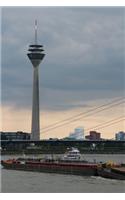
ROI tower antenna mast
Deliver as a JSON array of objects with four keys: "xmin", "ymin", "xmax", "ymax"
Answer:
[{"xmin": 35, "ymin": 19, "xmax": 37, "ymax": 45}]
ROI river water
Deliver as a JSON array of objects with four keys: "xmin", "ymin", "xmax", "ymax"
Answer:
[{"xmin": 1, "ymin": 154, "xmax": 125, "ymax": 193}]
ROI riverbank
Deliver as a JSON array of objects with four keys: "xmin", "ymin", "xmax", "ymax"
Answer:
[
  {"xmin": 1, "ymin": 150, "xmax": 125, "ymax": 155},
  {"xmin": 1, "ymin": 140, "xmax": 125, "ymax": 155}
]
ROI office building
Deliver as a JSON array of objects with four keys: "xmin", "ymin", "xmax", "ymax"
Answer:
[
  {"xmin": 85, "ymin": 131, "xmax": 101, "ymax": 140},
  {"xmin": 68, "ymin": 127, "xmax": 84, "ymax": 140},
  {"xmin": 0, "ymin": 131, "xmax": 30, "ymax": 141},
  {"xmin": 115, "ymin": 131, "xmax": 125, "ymax": 141}
]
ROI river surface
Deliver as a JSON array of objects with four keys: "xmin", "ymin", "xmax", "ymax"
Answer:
[{"xmin": 1, "ymin": 154, "xmax": 125, "ymax": 193}]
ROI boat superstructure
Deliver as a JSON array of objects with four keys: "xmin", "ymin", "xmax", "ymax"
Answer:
[{"xmin": 62, "ymin": 147, "xmax": 81, "ymax": 161}]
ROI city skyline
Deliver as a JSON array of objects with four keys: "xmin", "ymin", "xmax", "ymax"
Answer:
[{"xmin": 1, "ymin": 7, "xmax": 125, "ymax": 139}]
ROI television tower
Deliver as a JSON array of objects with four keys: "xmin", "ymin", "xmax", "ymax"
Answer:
[{"xmin": 27, "ymin": 20, "xmax": 45, "ymax": 140}]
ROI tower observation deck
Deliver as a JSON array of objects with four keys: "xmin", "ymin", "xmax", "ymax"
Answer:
[{"xmin": 27, "ymin": 20, "xmax": 45, "ymax": 140}]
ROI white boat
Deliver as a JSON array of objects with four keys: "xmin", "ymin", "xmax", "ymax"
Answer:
[{"xmin": 62, "ymin": 147, "xmax": 81, "ymax": 161}]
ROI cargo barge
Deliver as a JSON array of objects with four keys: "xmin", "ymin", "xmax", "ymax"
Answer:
[
  {"xmin": 97, "ymin": 165, "xmax": 125, "ymax": 180},
  {"xmin": 1, "ymin": 147, "xmax": 98, "ymax": 176},
  {"xmin": 1, "ymin": 147, "xmax": 125, "ymax": 179},
  {"xmin": 1, "ymin": 159, "xmax": 98, "ymax": 176}
]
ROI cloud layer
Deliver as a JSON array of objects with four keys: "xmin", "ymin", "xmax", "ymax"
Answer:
[{"xmin": 2, "ymin": 7, "xmax": 125, "ymax": 111}]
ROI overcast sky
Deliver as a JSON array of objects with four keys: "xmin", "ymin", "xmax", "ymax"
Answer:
[{"xmin": 1, "ymin": 7, "xmax": 125, "ymax": 138}]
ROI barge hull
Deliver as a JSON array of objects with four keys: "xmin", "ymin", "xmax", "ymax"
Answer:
[{"xmin": 1, "ymin": 161, "xmax": 98, "ymax": 176}]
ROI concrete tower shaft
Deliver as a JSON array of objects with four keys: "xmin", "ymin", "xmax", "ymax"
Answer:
[{"xmin": 27, "ymin": 20, "xmax": 45, "ymax": 140}]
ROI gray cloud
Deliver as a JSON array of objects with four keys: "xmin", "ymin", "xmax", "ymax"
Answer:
[{"xmin": 1, "ymin": 7, "xmax": 125, "ymax": 111}]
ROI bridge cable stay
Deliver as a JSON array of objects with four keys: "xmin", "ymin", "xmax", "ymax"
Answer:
[
  {"xmin": 40, "ymin": 100, "xmax": 125, "ymax": 135},
  {"xmin": 41, "ymin": 97, "xmax": 125, "ymax": 131}
]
